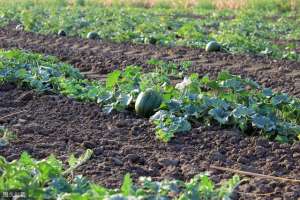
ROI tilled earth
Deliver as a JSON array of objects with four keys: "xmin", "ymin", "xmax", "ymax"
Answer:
[
  {"xmin": 0, "ymin": 26, "xmax": 300, "ymax": 199},
  {"xmin": 0, "ymin": 24, "xmax": 299, "ymax": 97}
]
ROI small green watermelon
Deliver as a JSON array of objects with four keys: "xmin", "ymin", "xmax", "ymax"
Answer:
[
  {"xmin": 205, "ymin": 41, "xmax": 221, "ymax": 52},
  {"xmin": 135, "ymin": 89, "xmax": 162, "ymax": 117},
  {"xmin": 87, "ymin": 32, "xmax": 100, "ymax": 40},
  {"xmin": 58, "ymin": 30, "xmax": 66, "ymax": 36}
]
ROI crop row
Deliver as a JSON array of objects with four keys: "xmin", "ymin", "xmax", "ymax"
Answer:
[
  {"xmin": 0, "ymin": 0, "xmax": 299, "ymax": 60},
  {"xmin": 0, "ymin": 146, "xmax": 240, "ymax": 200},
  {"xmin": 0, "ymin": 49, "xmax": 241, "ymax": 200},
  {"xmin": 1, "ymin": 49, "xmax": 299, "ymax": 143}
]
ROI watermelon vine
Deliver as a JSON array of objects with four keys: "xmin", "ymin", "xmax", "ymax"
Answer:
[{"xmin": 1, "ymin": 50, "xmax": 299, "ymax": 142}]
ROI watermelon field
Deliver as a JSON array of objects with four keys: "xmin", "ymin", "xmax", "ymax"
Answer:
[{"xmin": 0, "ymin": 0, "xmax": 300, "ymax": 199}]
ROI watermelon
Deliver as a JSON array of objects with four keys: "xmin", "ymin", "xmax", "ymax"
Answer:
[
  {"xmin": 205, "ymin": 41, "xmax": 221, "ymax": 52},
  {"xmin": 58, "ymin": 30, "xmax": 66, "ymax": 36},
  {"xmin": 87, "ymin": 32, "xmax": 100, "ymax": 40},
  {"xmin": 135, "ymin": 89, "xmax": 162, "ymax": 117}
]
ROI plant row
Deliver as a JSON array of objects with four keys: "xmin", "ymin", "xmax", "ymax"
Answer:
[
  {"xmin": 0, "ymin": 0, "xmax": 299, "ymax": 60},
  {"xmin": 0, "ymin": 50, "xmax": 241, "ymax": 200},
  {"xmin": 0, "ymin": 149, "xmax": 240, "ymax": 200},
  {"xmin": 0, "ymin": 50, "xmax": 299, "ymax": 143}
]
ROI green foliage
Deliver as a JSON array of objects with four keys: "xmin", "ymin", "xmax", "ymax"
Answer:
[
  {"xmin": 0, "ymin": 152, "xmax": 240, "ymax": 199},
  {"xmin": 75, "ymin": 0, "xmax": 85, "ymax": 7},
  {"xmin": 150, "ymin": 110, "xmax": 191, "ymax": 142},
  {"xmin": 0, "ymin": 151, "xmax": 85, "ymax": 199},
  {"xmin": 0, "ymin": 126, "xmax": 15, "ymax": 148},
  {"xmin": 0, "ymin": 1, "xmax": 299, "ymax": 60},
  {"xmin": 121, "ymin": 174, "xmax": 134, "ymax": 196},
  {"xmin": 1, "ymin": 49, "xmax": 300, "ymax": 143}
]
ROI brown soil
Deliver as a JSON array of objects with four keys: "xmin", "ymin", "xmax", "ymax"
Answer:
[
  {"xmin": 0, "ymin": 26, "xmax": 300, "ymax": 199},
  {"xmin": 273, "ymin": 39, "xmax": 300, "ymax": 53},
  {"xmin": 0, "ymin": 25, "xmax": 299, "ymax": 97},
  {"xmin": 1, "ymin": 84, "xmax": 300, "ymax": 200}
]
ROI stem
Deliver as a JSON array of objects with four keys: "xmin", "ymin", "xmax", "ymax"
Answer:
[{"xmin": 62, "ymin": 149, "xmax": 93, "ymax": 176}]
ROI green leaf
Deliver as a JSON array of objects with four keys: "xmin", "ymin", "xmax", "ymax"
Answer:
[
  {"xmin": 221, "ymin": 78, "xmax": 244, "ymax": 91},
  {"xmin": 156, "ymin": 129, "xmax": 175, "ymax": 143},
  {"xmin": 271, "ymin": 94, "xmax": 290, "ymax": 106},
  {"xmin": 73, "ymin": 176, "xmax": 90, "ymax": 194},
  {"xmin": 251, "ymin": 114, "xmax": 276, "ymax": 132},
  {"xmin": 19, "ymin": 152, "xmax": 34, "ymax": 166},
  {"xmin": 170, "ymin": 116, "xmax": 191, "ymax": 133},
  {"xmin": 0, "ymin": 138, "xmax": 9, "ymax": 148},
  {"xmin": 184, "ymin": 104, "xmax": 206, "ymax": 118},
  {"xmin": 106, "ymin": 70, "xmax": 121, "ymax": 89},
  {"xmin": 275, "ymin": 135, "xmax": 289, "ymax": 143},
  {"xmin": 117, "ymin": 93, "xmax": 132, "ymax": 107},
  {"xmin": 199, "ymin": 175, "xmax": 215, "ymax": 193},
  {"xmin": 262, "ymin": 88, "xmax": 273, "ymax": 98},
  {"xmin": 208, "ymin": 108, "xmax": 230, "ymax": 124},
  {"xmin": 244, "ymin": 78, "xmax": 260, "ymax": 89},
  {"xmin": 97, "ymin": 91, "xmax": 113, "ymax": 104},
  {"xmin": 200, "ymin": 74, "xmax": 219, "ymax": 89},
  {"xmin": 123, "ymin": 65, "xmax": 141, "ymax": 79},
  {"xmin": 217, "ymin": 71, "xmax": 234, "ymax": 81},
  {"xmin": 121, "ymin": 173, "xmax": 134, "ymax": 196},
  {"xmin": 15, "ymin": 68, "xmax": 28, "ymax": 79},
  {"xmin": 231, "ymin": 105, "xmax": 255, "ymax": 119},
  {"xmin": 204, "ymin": 97, "xmax": 230, "ymax": 110},
  {"xmin": 89, "ymin": 184, "xmax": 109, "ymax": 199},
  {"xmin": 166, "ymin": 100, "xmax": 182, "ymax": 112},
  {"xmin": 150, "ymin": 111, "xmax": 191, "ymax": 142},
  {"xmin": 63, "ymin": 149, "xmax": 93, "ymax": 176},
  {"xmin": 50, "ymin": 177, "xmax": 72, "ymax": 193},
  {"xmin": 68, "ymin": 154, "xmax": 77, "ymax": 168}
]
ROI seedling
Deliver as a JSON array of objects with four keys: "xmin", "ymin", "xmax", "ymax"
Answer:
[{"xmin": 0, "ymin": 126, "xmax": 15, "ymax": 147}]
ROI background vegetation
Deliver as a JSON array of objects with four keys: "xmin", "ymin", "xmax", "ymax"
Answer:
[{"xmin": 0, "ymin": 0, "xmax": 299, "ymax": 60}]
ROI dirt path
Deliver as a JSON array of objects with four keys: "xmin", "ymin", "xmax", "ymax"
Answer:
[{"xmin": 0, "ymin": 25, "xmax": 299, "ymax": 97}]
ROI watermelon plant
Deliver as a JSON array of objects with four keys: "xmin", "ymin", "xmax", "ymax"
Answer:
[
  {"xmin": 0, "ymin": 49, "xmax": 299, "ymax": 143},
  {"xmin": 0, "ymin": 126, "xmax": 15, "ymax": 148},
  {"xmin": 0, "ymin": 1, "xmax": 299, "ymax": 60},
  {"xmin": 0, "ymin": 151, "xmax": 240, "ymax": 199}
]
